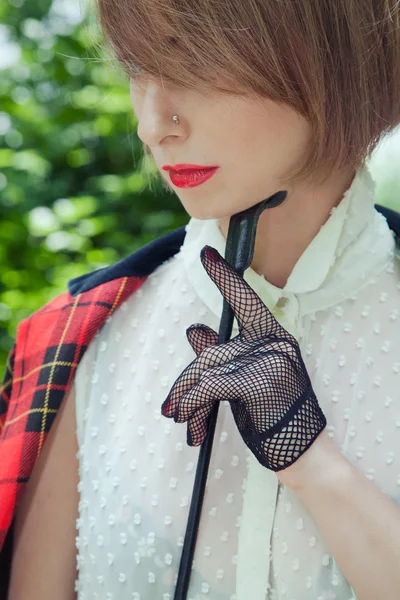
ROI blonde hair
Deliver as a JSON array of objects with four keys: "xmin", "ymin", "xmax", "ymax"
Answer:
[{"xmin": 96, "ymin": 0, "xmax": 400, "ymax": 186}]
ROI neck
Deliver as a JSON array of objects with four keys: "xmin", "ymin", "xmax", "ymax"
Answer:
[{"xmin": 218, "ymin": 167, "xmax": 357, "ymax": 289}]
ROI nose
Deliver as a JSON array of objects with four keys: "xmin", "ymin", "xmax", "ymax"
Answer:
[{"xmin": 133, "ymin": 79, "xmax": 184, "ymax": 147}]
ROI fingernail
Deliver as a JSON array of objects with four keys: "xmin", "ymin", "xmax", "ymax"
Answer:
[{"xmin": 161, "ymin": 398, "xmax": 172, "ymax": 417}]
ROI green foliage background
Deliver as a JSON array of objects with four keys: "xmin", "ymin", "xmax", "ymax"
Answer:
[
  {"xmin": 0, "ymin": 0, "xmax": 187, "ymax": 369},
  {"xmin": 0, "ymin": 0, "xmax": 400, "ymax": 370}
]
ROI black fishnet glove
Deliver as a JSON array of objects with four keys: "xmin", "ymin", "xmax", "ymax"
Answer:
[{"xmin": 161, "ymin": 245, "xmax": 327, "ymax": 472}]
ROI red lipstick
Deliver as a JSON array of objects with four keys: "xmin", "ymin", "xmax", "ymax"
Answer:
[{"xmin": 162, "ymin": 164, "xmax": 219, "ymax": 188}]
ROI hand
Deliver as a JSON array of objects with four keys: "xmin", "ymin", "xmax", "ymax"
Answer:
[{"xmin": 161, "ymin": 245, "xmax": 327, "ymax": 472}]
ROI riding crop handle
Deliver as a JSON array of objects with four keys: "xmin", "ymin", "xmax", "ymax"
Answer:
[{"xmin": 173, "ymin": 190, "xmax": 287, "ymax": 599}]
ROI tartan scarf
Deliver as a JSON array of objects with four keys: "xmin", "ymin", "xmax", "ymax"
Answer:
[{"xmin": 0, "ymin": 203, "xmax": 398, "ymax": 592}]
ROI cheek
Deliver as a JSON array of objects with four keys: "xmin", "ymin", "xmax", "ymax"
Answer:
[
  {"xmin": 129, "ymin": 82, "xmax": 144, "ymax": 116},
  {"xmin": 244, "ymin": 101, "xmax": 310, "ymax": 156},
  {"xmin": 129, "ymin": 94, "xmax": 137, "ymax": 116}
]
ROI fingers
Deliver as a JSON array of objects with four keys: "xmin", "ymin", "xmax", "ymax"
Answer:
[
  {"xmin": 187, "ymin": 404, "xmax": 213, "ymax": 446},
  {"xmin": 186, "ymin": 323, "xmax": 219, "ymax": 356},
  {"xmin": 200, "ymin": 246, "xmax": 268, "ymax": 335},
  {"xmin": 160, "ymin": 357, "xmax": 201, "ymax": 417},
  {"xmin": 173, "ymin": 365, "xmax": 240, "ymax": 424},
  {"xmin": 200, "ymin": 245, "xmax": 297, "ymax": 343},
  {"xmin": 161, "ymin": 336, "xmax": 243, "ymax": 418}
]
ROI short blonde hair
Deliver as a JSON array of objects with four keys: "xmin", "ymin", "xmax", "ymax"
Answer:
[{"xmin": 97, "ymin": 0, "xmax": 400, "ymax": 185}]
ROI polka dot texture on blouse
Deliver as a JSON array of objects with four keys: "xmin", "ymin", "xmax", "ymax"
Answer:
[{"xmin": 74, "ymin": 165, "xmax": 400, "ymax": 600}]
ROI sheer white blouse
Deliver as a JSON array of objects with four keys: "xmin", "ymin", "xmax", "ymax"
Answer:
[{"xmin": 74, "ymin": 165, "xmax": 400, "ymax": 600}]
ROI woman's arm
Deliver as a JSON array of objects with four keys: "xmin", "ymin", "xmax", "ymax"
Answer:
[
  {"xmin": 8, "ymin": 381, "xmax": 80, "ymax": 600},
  {"xmin": 279, "ymin": 429, "xmax": 400, "ymax": 600}
]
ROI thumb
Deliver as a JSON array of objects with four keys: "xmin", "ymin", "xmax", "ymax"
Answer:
[{"xmin": 186, "ymin": 323, "xmax": 219, "ymax": 356}]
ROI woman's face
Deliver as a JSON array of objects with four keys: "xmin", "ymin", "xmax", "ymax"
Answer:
[{"xmin": 130, "ymin": 76, "xmax": 312, "ymax": 220}]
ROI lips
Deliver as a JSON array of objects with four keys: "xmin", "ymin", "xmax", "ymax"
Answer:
[{"xmin": 162, "ymin": 164, "xmax": 219, "ymax": 188}]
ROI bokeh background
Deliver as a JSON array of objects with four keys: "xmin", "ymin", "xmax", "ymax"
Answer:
[{"xmin": 1, "ymin": 0, "xmax": 400, "ymax": 370}]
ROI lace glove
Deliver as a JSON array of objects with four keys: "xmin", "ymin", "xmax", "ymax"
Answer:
[{"xmin": 161, "ymin": 245, "xmax": 327, "ymax": 472}]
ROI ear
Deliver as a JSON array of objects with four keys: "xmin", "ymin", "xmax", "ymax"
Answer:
[{"xmin": 186, "ymin": 323, "xmax": 219, "ymax": 356}]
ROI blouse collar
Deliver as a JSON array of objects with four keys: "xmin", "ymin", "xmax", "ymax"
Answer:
[{"xmin": 181, "ymin": 164, "xmax": 395, "ymax": 338}]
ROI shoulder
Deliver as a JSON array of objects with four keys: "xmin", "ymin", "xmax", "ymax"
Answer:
[
  {"xmin": 22, "ymin": 225, "xmax": 187, "ymax": 326},
  {"xmin": 3, "ymin": 224, "xmax": 187, "ymax": 410},
  {"xmin": 0, "ymin": 225, "xmax": 188, "ymax": 554},
  {"xmin": 68, "ymin": 225, "xmax": 186, "ymax": 296}
]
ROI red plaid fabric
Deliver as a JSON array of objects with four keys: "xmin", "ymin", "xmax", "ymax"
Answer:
[{"xmin": 0, "ymin": 275, "xmax": 146, "ymax": 550}]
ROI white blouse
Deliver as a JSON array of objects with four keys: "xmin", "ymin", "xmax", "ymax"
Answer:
[{"xmin": 74, "ymin": 165, "xmax": 400, "ymax": 600}]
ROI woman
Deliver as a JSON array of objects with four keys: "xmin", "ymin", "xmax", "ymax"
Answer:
[{"xmin": 2, "ymin": 0, "xmax": 400, "ymax": 598}]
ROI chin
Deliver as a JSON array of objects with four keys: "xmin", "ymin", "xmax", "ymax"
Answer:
[
  {"xmin": 183, "ymin": 206, "xmax": 235, "ymax": 221},
  {"xmin": 180, "ymin": 198, "xmax": 244, "ymax": 222}
]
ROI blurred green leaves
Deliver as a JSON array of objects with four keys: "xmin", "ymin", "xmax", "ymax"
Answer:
[{"xmin": 0, "ymin": 0, "xmax": 186, "ymax": 366}]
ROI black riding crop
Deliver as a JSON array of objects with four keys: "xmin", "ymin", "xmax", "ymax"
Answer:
[{"xmin": 173, "ymin": 190, "xmax": 288, "ymax": 599}]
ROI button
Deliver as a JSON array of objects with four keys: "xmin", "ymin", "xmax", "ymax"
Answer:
[{"xmin": 276, "ymin": 297, "xmax": 289, "ymax": 308}]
